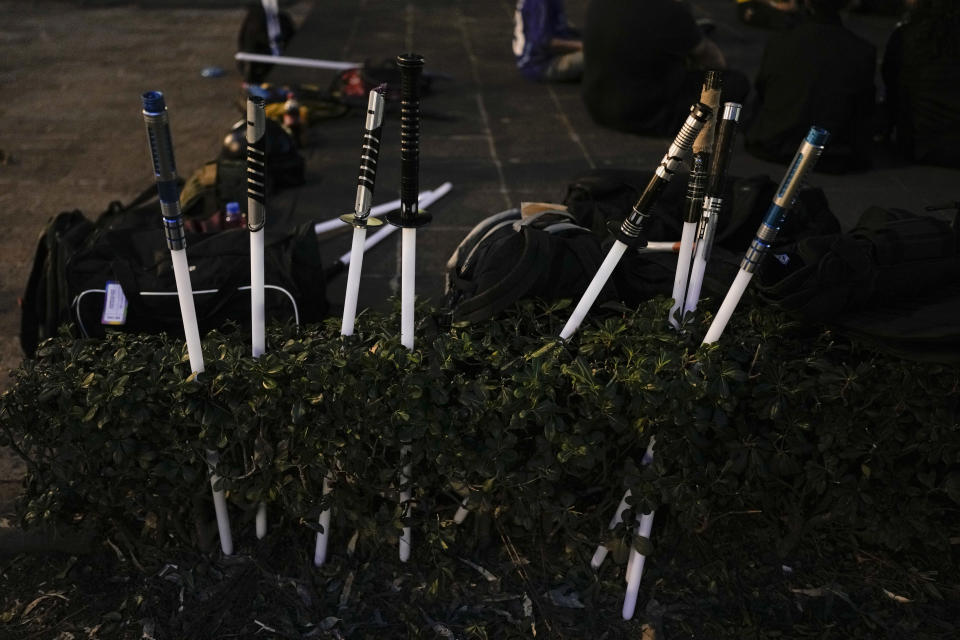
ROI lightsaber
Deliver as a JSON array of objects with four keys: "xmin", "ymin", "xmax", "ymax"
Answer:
[
  {"xmin": 683, "ymin": 102, "xmax": 743, "ymax": 318},
  {"xmin": 234, "ymin": 51, "xmax": 361, "ymax": 72},
  {"xmin": 245, "ymin": 96, "xmax": 270, "ymax": 540},
  {"xmin": 558, "ymin": 103, "xmax": 713, "ymax": 341},
  {"xmin": 702, "ymin": 126, "xmax": 830, "ymax": 344},
  {"xmin": 314, "ymin": 86, "xmax": 386, "ymax": 567},
  {"xmin": 669, "ymin": 71, "xmax": 721, "ymax": 329},
  {"xmin": 386, "ymin": 52, "xmax": 429, "ymax": 563},
  {"xmin": 141, "ymin": 91, "xmax": 233, "ymax": 556}
]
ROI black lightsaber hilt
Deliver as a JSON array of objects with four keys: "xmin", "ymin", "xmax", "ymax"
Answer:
[
  {"xmin": 141, "ymin": 91, "xmax": 186, "ymax": 252},
  {"xmin": 246, "ymin": 96, "xmax": 267, "ymax": 232},
  {"xmin": 388, "ymin": 53, "xmax": 431, "ymax": 228},
  {"xmin": 705, "ymin": 102, "xmax": 742, "ymax": 198},
  {"xmin": 612, "ymin": 102, "xmax": 713, "ymax": 245}
]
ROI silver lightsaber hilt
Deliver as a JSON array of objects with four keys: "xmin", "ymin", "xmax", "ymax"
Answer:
[
  {"xmin": 341, "ymin": 86, "xmax": 387, "ymax": 229},
  {"xmin": 612, "ymin": 103, "xmax": 713, "ymax": 245},
  {"xmin": 141, "ymin": 91, "xmax": 186, "ymax": 251},
  {"xmin": 246, "ymin": 96, "xmax": 267, "ymax": 232},
  {"xmin": 741, "ymin": 126, "xmax": 830, "ymax": 273}
]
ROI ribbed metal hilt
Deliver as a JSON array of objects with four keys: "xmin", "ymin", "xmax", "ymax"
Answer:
[
  {"xmin": 342, "ymin": 87, "xmax": 387, "ymax": 228},
  {"xmin": 392, "ymin": 53, "xmax": 427, "ymax": 228},
  {"xmin": 683, "ymin": 154, "xmax": 709, "ymax": 224},
  {"xmin": 614, "ymin": 103, "xmax": 712, "ymax": 244},
  {"xmin": 246, "ymin": 96, "xmax": 267, "ymax": 232},
  {"xmin": 141, "ymin": 91, "xmax": 186, "ymax": 251}
]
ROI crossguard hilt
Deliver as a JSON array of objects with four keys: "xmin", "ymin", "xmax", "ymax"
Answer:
[
  {"xmin": 387, "ymin": 53, "xmax": 431, "ymax": 228},
  {"xmin": 142, "ymin": 91, "xmax": 186, "ymax": 252},
  {"xmin": 612, "ymin": 102, "xmax": 713, "ymax": 246},
  {"xmin": 246, "ymin": 96, "xmax": 267, "ymax": 232}
]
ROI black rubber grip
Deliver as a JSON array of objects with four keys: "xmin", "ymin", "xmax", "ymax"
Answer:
[{"xmin": 397, "ymin": 53, "xmax": 424, "ymax": 224}]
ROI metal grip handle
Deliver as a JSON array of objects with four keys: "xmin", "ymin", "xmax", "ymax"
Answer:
[
  {"xmin": 621, "ymin": 103, "xmax": 712, "ymax": 238},
  {"xmin": 246, "ymin": 96, "xmax": 267, "ymax": 232},
  {"xmin": 141, "ymin": 91, "xmax": 185, "ymax": 251},
  {"xmin": 397, "ymin": 53, "xmax": 424, "ymax": 223},
  {"xmin": 356, "ymin": 88, "xmax": 386, "ymax": 218}
]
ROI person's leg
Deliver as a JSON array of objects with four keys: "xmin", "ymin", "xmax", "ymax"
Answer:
[{"xmin": 544, "ymin": 50, "xmax": 584, "ymax": 82}]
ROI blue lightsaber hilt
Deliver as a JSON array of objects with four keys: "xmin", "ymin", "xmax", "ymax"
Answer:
[
  {"xmin": 388, "ymin": 53, "xmax": 431, "ymax": 229},
  {"xmin": 142, "ymin": 91, "xmax": 186, "ymax": 251},
  {"xmin": 612, "ymin": 103, "xmax": 713, "ymax": 245},
  {"xmin": 741, "ymin": 126, "xmax": 830, "ymax": 273},
  {"xmin": 246, "ymin": 96, "xmax": 267, "ymax": 232},
  {"xmin": 342, "ymin": 86, "xmax": 387, "ymax": 228}
]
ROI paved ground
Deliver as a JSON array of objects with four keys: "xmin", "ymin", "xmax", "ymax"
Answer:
[{"xmin": 1, "ymin": 0, "xmax": 958, "ymax": 513}]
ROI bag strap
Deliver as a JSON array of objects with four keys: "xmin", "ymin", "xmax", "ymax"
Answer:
[
  {"xmin": 452, "ymin": 227, "xmax": 554, "ymax": 324},
  {"xmin": 446, "ymin": 208, "xmax": 520, "ymax": 273}
]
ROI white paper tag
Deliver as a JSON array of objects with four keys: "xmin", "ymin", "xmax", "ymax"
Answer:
[{"xmin": 101, "ymin": 281, "xmax": 128, "ymax": 325}]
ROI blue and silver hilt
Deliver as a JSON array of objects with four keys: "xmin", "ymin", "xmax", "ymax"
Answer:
[
  {"xmin": 613, "ymin": 103, "xmax": 713, "ymax": 245},
  {"xmin": 387, "ymin": 53, "xmax": 431, "ymax": 228},
  {"xmin": 741, "ymin": 126, "xmax": 830, "ymax": 273},
  {"xmin": 341, "ymin": 86, "xmax": 387, "ymax": 228},
  {"xmin": 246, "ymin": 96, "xmax": 267, "ymax": 232},
  {"xmin": 142, "ymin": 91, "xmax": 186, "ymax": 251},
  {"xmin": 695, "ymin": 102, "xmax": 743, "ymax": 259}
]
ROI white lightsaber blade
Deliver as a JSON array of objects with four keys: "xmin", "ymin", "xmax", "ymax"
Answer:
[
  {"xmin": 669, "ymin": 222, "xmax": 698, "ymax": 328},
  {"xmin": 560, "ymin": 241, "xmax": 627, "ymax": 340},
  {"xmin": 235, "ymin": 51, "xmax": 361, "ymax": 71}
]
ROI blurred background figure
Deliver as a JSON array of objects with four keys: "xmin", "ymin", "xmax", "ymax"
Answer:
[
  {"xmin": 745, "ymin": 0, "xmax": 875, "ymax": 172},
  {"xmin": 512, "ymin": 0, "xmax": 584, "ymax": 82},
  {"xmin": 881, "ymin": 0, "xmax": 960, "ymax": 167},
  {"xmin": 735, "ymin": 0, "xmax": 802, "ymax": 30},
  {"xmin": 581, "ymin": 0, "xmax": 749, "ymax": 136}
]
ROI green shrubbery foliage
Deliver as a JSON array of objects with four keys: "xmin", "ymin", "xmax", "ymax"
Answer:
[{"xmin": 2, "ymin": 297, "xmax": 958, "ymax": 562}]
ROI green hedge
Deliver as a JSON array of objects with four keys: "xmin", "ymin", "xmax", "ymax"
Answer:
[{"xmin": 2, "ymin": 297, "xmax": 958, "ymax": 562}]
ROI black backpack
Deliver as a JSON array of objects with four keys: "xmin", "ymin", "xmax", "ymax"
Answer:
[
  {"xmin": 444, "ymin": 207, "xmax": 611, "ymax": 324},
  {"xmin": 20, "ymin": 189, "xmax": 329, "ymax": 358},
  {"xmin": 755, "ymin": 206, "xmax": 960, "ymax": 362}
]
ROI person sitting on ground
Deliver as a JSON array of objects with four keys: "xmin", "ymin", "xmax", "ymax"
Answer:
[
  {"xmin": 745, "ymin": 0, "xmax": 876, "ymax": 173},
  {"xmin": 512, "ymin": 0, "xmax": 584, "ymax": 82},
  {"xmin": 581, "ymin": 0, "xmax": 750, "ymax": 137},
  {"xmin": 881, "ymin": 0, "xmax": 960, "ymax": 168},
  {"xmin": 735, "ymin": 0, "xmax": 802, "ymax": 30}
]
